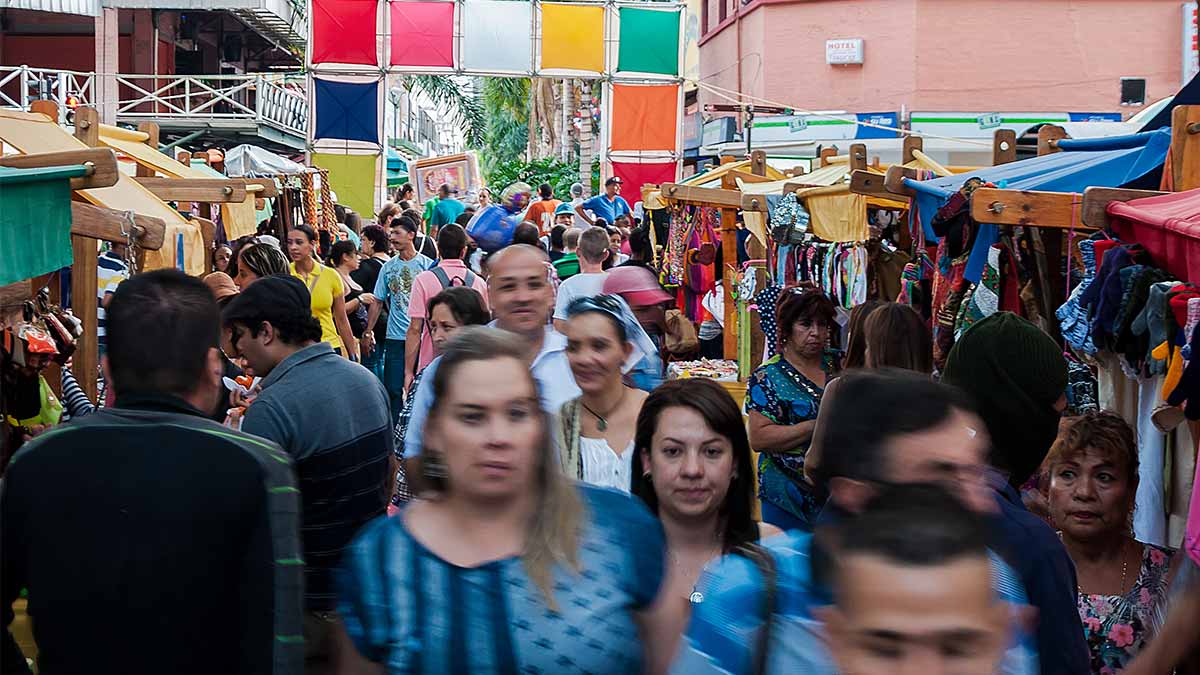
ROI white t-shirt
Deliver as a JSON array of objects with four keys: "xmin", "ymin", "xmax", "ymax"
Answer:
[
  {"xmin": 554, "ymin": 272, "xmax": 608, "ymax": 320},
  {"xmin": 571, "ymin": 197, "xmax": 591, "ymax": 229}
]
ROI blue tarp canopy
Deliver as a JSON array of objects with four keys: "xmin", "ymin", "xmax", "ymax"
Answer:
[{"xmin": 907, "ymin": 128, "xmax": 1171, "ymax": 282}]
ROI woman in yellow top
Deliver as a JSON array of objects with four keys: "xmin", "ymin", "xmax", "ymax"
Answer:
[{"xmin": 286, "ymin": 224, "xmax": 359, "ymax": 360}]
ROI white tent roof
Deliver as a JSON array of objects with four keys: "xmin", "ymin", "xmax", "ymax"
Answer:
[{"xmin": 225, "ymin": 144, "xmax": 309, "ymax": 177}]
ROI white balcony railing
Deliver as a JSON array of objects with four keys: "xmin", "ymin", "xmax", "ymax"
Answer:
[{"xmin": 0, "ymin": 65, "xmax": 307, "ymax": 140}]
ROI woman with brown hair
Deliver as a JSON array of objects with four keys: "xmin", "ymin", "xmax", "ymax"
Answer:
[
  {"xmin": 840, "ymin": 299, "xmax": 883, "ymax": 370},
  {"xmin": 746, "ymin": 287, "xmax": 838, "ymax": 531},
  {"xmin": 1048, "ymin": 411, "xmax": 1180, "ymax": 672},
  {"xmin": 631, "ymin": 378, "xmax": 781, "ymax": 657},
  {"xmin": 339, "ymin": 327, "xmax": 672, "ymax": 674},
  {"xmin": 805, "ymin": 302, "xmax": 932, "ymax": 487}
]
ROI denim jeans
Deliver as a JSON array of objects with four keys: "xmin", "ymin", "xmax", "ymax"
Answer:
[
  {"xmin": 361, "ymin": 343, "xmax": 385, "ymax": 383},
  {"xmin": 383, "ymin": 339, "xmax": 406, "ymax": 424}
]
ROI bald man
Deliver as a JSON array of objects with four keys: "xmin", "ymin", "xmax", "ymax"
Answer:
[{"xmin": 401, "ymin": 244, "xmax": 580, "ymax": 467}]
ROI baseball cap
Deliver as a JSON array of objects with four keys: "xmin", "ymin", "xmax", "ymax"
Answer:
[
  {"xmin": 570, "ymin": 182, "xmax": 584, "ymax": 197},
  {"xmin": 554, "ymin": 202, "xmax": 575, "ymax": 216},
  {"xmin": 203, "ymin": 272, "xmax": 240, "ymax": 301},
  {"xmin": 222, "ymin": 274, "xmax": 312, "ymax": 326},
  {"xmin": 602, "ymin": 266, "xmax": 672, "ymax": 308},
  {"xmin": 605, "ymin": 176, "xmax": 623, "ymax": 187}
]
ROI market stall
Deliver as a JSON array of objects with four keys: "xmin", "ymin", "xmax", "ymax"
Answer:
[{"xmin": 224, "ymin": 143, "xmax": 331, "ymax": 238}]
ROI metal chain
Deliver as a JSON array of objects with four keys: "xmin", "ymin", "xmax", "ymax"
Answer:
[{"xmin": 121, "ymin": 209, "xmax": 138, "ymax": 273}]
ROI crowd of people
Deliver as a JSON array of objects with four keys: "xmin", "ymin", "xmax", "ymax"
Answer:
[{"xmin": 3, "ymin": 174, "xmax": 1200, "ymax": 675}]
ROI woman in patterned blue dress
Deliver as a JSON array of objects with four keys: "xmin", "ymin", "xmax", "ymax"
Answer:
[
  {"xmin": 340, "ymin": 327, "xmax": 671, "ymax": 674},
  {"xmin": 746, "ymin": 288, "xmax": 838, "ymax": 532}
]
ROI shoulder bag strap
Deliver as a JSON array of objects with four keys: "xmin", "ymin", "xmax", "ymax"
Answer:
[{"xmin": 734, "ymin": 542, "xmax": 778, "ymax": 675}]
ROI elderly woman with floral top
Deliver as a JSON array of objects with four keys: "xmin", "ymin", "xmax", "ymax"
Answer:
[
  {"xmin": 746, "ymin": 287, "xmax": 838, "ymax": 532},
  {"xmin": 1047, "ymin": 410, "xmax": 1182, "ymax": 673}
]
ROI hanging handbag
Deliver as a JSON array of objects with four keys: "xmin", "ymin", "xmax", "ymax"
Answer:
[{"xmin": 769, "ymin": 193, "xmax": 811, "ymax": 245}]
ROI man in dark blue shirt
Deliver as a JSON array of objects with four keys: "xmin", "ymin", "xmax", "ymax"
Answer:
[
  {"xmin": 575, "ymin": 176, "xmax": 631, "ymax": 227},
  {"xmin": 943, "ymin": 312, "xmax": 1091, "ymax": 675}
]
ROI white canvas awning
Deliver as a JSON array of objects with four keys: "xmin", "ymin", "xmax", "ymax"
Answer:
[{"xmin": 7, "ymin": 0, "xmax": 100, "ymax": 16}]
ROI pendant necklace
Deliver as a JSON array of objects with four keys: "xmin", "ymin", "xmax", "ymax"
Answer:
[{"xmin": 581, "ymin": 388, "xmax": 627, "ymax": 432}]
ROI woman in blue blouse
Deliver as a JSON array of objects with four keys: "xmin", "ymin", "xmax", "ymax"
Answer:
[
  {"xmin": 340, "ymin": 327, "xmax": 671, "ymax": 674},
  {"xmin": 746, "ymin": 287, "xmax": 838, "ymax": 532}
]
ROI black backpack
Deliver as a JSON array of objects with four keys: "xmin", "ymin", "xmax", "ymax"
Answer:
[{"xmin": 430, "ymin": 266, "xmax": 477, "ymax": 290}]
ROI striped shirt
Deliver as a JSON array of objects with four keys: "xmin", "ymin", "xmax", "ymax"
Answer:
[
  {"xmin": 96, "ymin": 251, "xmax": 129, "ymax": 345},
  {"xmin": 243, "ymin": 342, "xmax": 393, "ymax": 611},
  {"xmin": 1, "ymin": 394, "xmax": 304, "ymax": 675}
]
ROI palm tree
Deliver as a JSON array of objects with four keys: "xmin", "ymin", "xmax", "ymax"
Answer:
[{"xmin": 397, "ymin": 75, "xmax": 487, "ymax": 149}]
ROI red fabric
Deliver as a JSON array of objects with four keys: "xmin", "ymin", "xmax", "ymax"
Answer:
[
  {"xmin": 312, "ymin": 0, "xmax": 378, "ymax": 65},
  {"xmin": 611, "ymin": 161, "xmax": 677, "ymax": 194},
  {"xmin": 1109, "ymin": 188, "xmax": 1200, "ymax": 284},
  {"xmin": 1092, "ymin": 239, "xmax": 1120, "ymax": 270},
  {"xmin": 1170, "ymin": 292, "xmax": 1200, "ymax": 330},
  {"xmin": 390, "ymin": 1, "xmax": 454, "ymax": 67}
]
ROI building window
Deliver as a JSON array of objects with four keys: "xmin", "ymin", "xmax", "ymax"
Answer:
[
  {"xmin": 701, "ymin": 0, "xmax": 708, "ymax": 35},
  {"xmin": 718, "ymin": 0, "xmax": 726, "ymax": 23}
]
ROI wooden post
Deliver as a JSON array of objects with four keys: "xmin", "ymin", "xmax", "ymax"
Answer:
[
  {"xmin": 993, "ymin": 129, "xmax": 1017, "ymax": 165},
  {"xmin": 29, "ymin": 99, "xmax": 59, "ymax": 123},
  {"xmin": 720, "ymin": 172, "xmax": 738, "ymax": 360},
  {"xmin": 902, "ymin": 135, "xmax": 923, "ymax": 165},
  {"xmin": 135, "ymin": 122, "xmax": 159, "ymax": 178},
  {"xmin": 749, "ymin": 149, "xmax": 767, "ymax": 177},
  {"xmin": 72, "ymin": 105, "xmax": 102, "ymax": 404},
  {"xmin": 1170, "ymin": 105, "xmax": 1200, "ymax": 191},
  {"xmin": 819, "ymin": 147, "xmax": 838, "ymax": 167},
  {"xmin": 849, "ymin": 143, "xmax": 868, "ymax": 172},
  {"xmin": 1037, "ymin": 124, "xmax": 1067, "ymax": 156}
]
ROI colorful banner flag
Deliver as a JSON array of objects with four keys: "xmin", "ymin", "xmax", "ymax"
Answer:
[
  {"xmin": 611, "ymin": 83, "xmax": 679, "ymax": 152},
  {"xmin": 390, "ymin": 1, "xmax": 455, "ymax": 68},
  {"xmin": 314, "ymin": 78, "xmax": 380, "ymax": 144},
  {"xmin": 540, "ymin": 3, "xmax": 605, "ymax": 72},
  {"xmin": 611, "ymin": 161, "xmax": 677, "ymax": 194},
  {"xmin": 312, "ymin": 0, "xmax": 379, "ymax": 65},
  {"xmin": 462, "ymin": 0, "xmax": 532, "ymax": 73},
  {"xmin": 312, "ymin": 152, "xmax": 380, "ymax": 218},
  {"xmin": 617, "ymin": 8, "xmax": 680, "ymax": 75}
]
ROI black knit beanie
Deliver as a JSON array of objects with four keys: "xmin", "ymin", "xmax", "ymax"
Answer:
[{"xmin": 941, "ymin": 312, "xmax": 1067, "ymax": 487}]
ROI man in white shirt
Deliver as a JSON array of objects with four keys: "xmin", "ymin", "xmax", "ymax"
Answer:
[
  {"xmin": 552, "ymin": 226, "xmax": 610, "ymax": 332},
  {"xmin": 402, "ymin": 244, "xmax": 580, "ymax": 466},
  {"xmin": 569, "ymin": 182, "xmax": 591, "ymax": 230}
]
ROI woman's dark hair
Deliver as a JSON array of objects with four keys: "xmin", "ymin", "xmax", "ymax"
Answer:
[
  {"xmin": 842, "ymin": 300, "xmax": 884, "ymax": 370},
  {"xmin": 345, "ymin": 211, "xmax": 363, "ymax": 234},
  {"xmin": 238, "ymin": 242, "xmax": 289, "ymax": 278},
  {"xmin": 1047, "ymin": 410, "xmax": 1139, "ymax": 489},
  {"xmin": 397, "ymin": 200, "xmax": 413, "ymax": 212},
  {"xmin": 455, "ymin": 212, "xmax": 474, "ymax": 227},
  {"xmin": 334, "ymin": 204, "xmax": 347, "ymax": 224},
  {"xmin": 550, "ymin": 225, "xmax": 566, "ymax": 250},
  {"xmin": 631, "ymin": 378, "xmax": 758, "ymax": 553},
  {"xmin": 327, "ymin": 240, "xmax": 358, "ymax": 267},
  {"xmin": 438, "ymin": 223, "xmax": 469, "ymax": 260},
  {"xmin": 395, "ymin": 183, "xmax": 414, "ymax": 202},
  {"xmin": 565, "ymin": 295, "xmax": 628, "ymax": 342},
  {"xmin": 289, "ymin": 224, "xmax": 317, "ymax": 244},
  {"xmin": 428, "ymin": 286, "xmax": 490, "ymax": 327},
  {"xmin": 864, "ymin": 302, "xmax": 933, "ymax": 374},
  {"xmin": 361, "ymin": 225, "xmax": 388, "ymax": 254},
  {"xmin": 776, "ymin": 287, "xmax": 837, "ymax": 352},
  {"xmin": 628, "ymin": 225, "xmax": 652, "ymax": 260}
]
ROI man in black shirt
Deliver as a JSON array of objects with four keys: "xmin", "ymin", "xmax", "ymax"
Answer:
[{"xmin": 1, "ymin": 270, "xmax": 304, "ymax": 675}]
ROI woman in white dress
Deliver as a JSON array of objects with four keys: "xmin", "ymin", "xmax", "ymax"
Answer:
[{"xmin": 554, "ymin": 294, "xmax": 656, "ymax": 491}]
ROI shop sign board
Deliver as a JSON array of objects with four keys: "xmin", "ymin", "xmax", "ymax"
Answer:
[
  {"xmin": 1185, "ymin": 2, "xmax": 1199, "ymax": 86},
  {"xmin": 826, "ymin": 39, "xmax": 864, "ymax": 65}
]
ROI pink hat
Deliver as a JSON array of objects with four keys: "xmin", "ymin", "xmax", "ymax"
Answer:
[{"xmin": 603, "ymin": 266, "xmax": 672, "ymax": 307}]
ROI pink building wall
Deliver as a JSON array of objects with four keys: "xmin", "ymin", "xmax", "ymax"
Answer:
[{"xmin": 699, "ymin": 0, "xmax": 1186, "ymax": 114}]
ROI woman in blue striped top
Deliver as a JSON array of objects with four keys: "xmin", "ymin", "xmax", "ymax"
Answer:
[{"xmin": 339, "ymin": 326, "xmax": 671, "ymax": 674}]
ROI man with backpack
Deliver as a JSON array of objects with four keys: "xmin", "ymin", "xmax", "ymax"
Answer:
[{"xmin": 404, "ymin": 223, "xmax": 490, "ymax": 393}]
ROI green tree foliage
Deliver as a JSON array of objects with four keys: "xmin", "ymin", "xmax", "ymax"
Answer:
[{"xmin": 485, "ymin": 156, "xmax": 599, "ymax": 198}]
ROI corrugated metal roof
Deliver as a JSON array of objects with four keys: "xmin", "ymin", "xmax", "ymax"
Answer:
[{"xmin": 8, "ymin": 0, "xmax": 100, "ymax": 16}]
